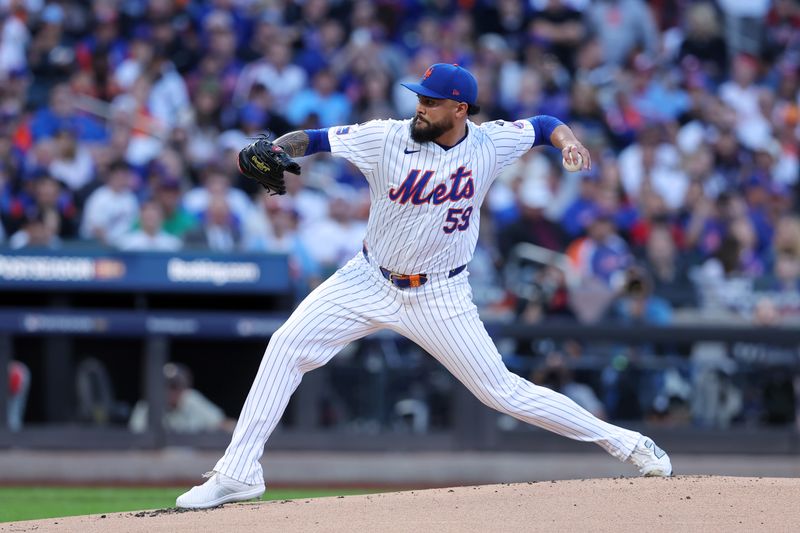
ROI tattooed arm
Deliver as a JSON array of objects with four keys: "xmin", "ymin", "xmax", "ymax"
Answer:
[{"xmin": 274, "ymin": 128, "xmax": 330, "ymax": 157}]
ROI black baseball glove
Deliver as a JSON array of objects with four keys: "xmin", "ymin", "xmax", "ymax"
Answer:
[{"xmin": 237, "ymin": 137, "xmax": 301, "ymax": 195}]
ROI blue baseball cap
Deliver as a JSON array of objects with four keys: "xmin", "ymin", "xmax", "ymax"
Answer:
[{"xmin": 402, "ymin": 63, "xmax": 480, "ymax": 115}]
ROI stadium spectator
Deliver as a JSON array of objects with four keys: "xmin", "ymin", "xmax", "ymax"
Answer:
[
  {"xmin": 109, "ymin": 74, "xmax": 169, "ymax": 166},
  {"xmin": 234, "ymin": 41, "xmax": 308, "ymax": 110},
  {"xmin": 529, "ymin": 0, "xmax": 586, "ymax": 73},
  {"xmin": 183, "ymin": 162, "xmax": 254, "ymax": 224},
  {"xmin": 754, "ymin": 250, "xmax": 800, "ymax": 318},
  {"xmin": 117, "ymin": 200, "xmax": 181, "ymax": 252},
  {"xmin": 764, "ymin": 0, "xmax": 800, "ymax": 61},
  {"xmin": 0, "ymin": 8, "xmax": 29, "ymax": 81},
  {"xmin": 26, "ymin": 4, "xmax": 74, "ymax": 109},
  {"xmin": 129, "ymin": 363, "xmax": 234, "ymax": 434},
  {"xmin": 692, "ymin": 233, "xmax": 756, "ymax": 315},
  {"xmin": 683, "ymin": 188, "xmax": 723, "ymax": 258},
  {"xmin": 568, "ymin": 81, "xmax": 612, "ymax": 145},
  {"xmin": 354, "ymin": 69, "xmax": 396, "ymax": 122},
  {"xmin": 532, "ymin": 352, "xmax": 606, "ymax": 419},
  {"xmin": 80, "ymin": 160, "xmax": 139, "ymax": 246},
  {"xmin": 721, "ymin": 54, "xmax": 771, "ymax": 142},
  {"xmin": 4, "ymin": 170, "xmax": 78, "ymax": 240},
  {"xmin": 618, "ymin": 122, "xmax": 688, "ymax": 211},
  {"xmin": 627, "ymin": 188, "xmax": 678, "ymax": 250},
  {"xmin": 584, "ymin": 0, "xmax": 659, "ymax": 66},
  {"xmin": 573, "ymin": 38, "xmax": 617, "ymax": 92},
  {"xmin": 185, "ymin": 195, "xmax": 241, "ymax": 252},
  {"xmin": 561, "ymin": 169, "xmax": 601, "ymax": 238},
  {"xmin": 678, "ymin": 2, "xmax": 728, "ymax": 83},
  {"xmin": 244, "ymin": 195, "xmax": 322, "ymax": 294},
  {"xmin": 594, "ymin": 166, "xmax": 638, "ymax": 236},
  {"xmin": 500, "ymin": 177, "xmax": 566, "ymax": 256},
  {"xmin": 48, "ymin": 127, "xmax": 95, "ymax": 193},
  {"xmin": 627, "ymin": 53, "xmax": 690, "ymax": 123},
  {"xmin": 190, "ymin": 9, "xmax": 243, "ymax": 109},
  {"xmin": 148, "ymin": 175, "xmax": 196, "ymax": 239},
  {"xmin": 690, "ymin": 335, "xmax": 743, "ymax": 428},
  {"xmin": 8, "ymin": 210, "xmax": 60, "ymax": 249},
  {"xmin": 471, "ymin": 34, "xmax": 519, "ymax": 114},
  {"xmin": 238, "ymin": 12, "xmax": 282, "ymax": 64},
  {"xmin": 7, "ymin": 360, "xmax": 30, "ymax": 432},
  {"xmin": 279, "ymin": 167, "xmax": 330, "ymax": 229},
  {"xmin": 74, "ymin": 4, "xmax": 126, "ymax": 102},
  {"xmin": 610, "ymin": 266, "xmax": 673, "ymax": 325},
  {"xmin": 29, "ymin": 83, "xmax": 107, "ymax": 143},
  {"xmin": 772, "ymin": 215, "xmax": 800, "ymax": 261},
  {"xmin": 642, "ymin": 224, "xmax": 697, "ymax": 308},
  {"xmin": 728, "ymin": 298, "xmax": 798, "ymax": 426},
  {"xmin": 113, "ymin": 28, "xmax": 155, "ymax": 93},
  {"xmin": 717, "ymin": 0, "xmax": 772, "ymax": 56},
  {"xmin": 301, "ymin": 191, "xmax": 366, "ymax": 273},
  {"xmin": 752, "ymin": 216, "xmax": 800, "ymax": 316},
  {"xmin": 566, "ymin": 205, "xmax": 633, "ymax": 289},
  {"xmin": 236, "ymin": 99, "xmax": 292, "ymax": 150},
  {"xmin": 730, "ymin": 213, "xmax": 767, "ymax": 277},
  {"xmin": 285, "ymin": 68, "xmax": 351, "ymax": 128},
  {"xmin": 475, "ymin": 0, "xmax": 531, "ymax": 51},
  {"xmin": 183, "ymin": 81, "xmax": 225, "ymax": 170},
  {"xmin": 146, "ymin": 51, "xmax": 193, "ymax": 134}
]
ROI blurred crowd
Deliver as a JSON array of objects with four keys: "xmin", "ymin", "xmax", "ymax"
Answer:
[
  {"xmin": 3, "ymin": 0, "xmax": 799, "ymax": 433},
  {"xmin": 0, "ymin": 0, "xmax": 798, "ymax": 325}
]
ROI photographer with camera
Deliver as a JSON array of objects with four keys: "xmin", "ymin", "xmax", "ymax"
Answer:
[
  {"xmin": 611, "ymin": 266, "xmax": 673, "ymax": 326},
  {"xmin": 604, "ymin": 266, "xmax": 692, "ymax": 424}
]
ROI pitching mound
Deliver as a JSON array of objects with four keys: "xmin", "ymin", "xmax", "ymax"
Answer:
[{"xmin": 4, "ymin": 476, "xmax": 800, "ymax": 533}]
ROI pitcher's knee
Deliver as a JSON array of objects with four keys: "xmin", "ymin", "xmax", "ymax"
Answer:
[
  {"xmin": 266, "ymin": 327, "xmax": 309, "ymax": 367},
  {"xmin": 471, "ymin": 373, "xmax": 525, "ymax": 413},
  {"xmin": 266, "ymin": 325, "xmax": 333, "ymax": 373}
]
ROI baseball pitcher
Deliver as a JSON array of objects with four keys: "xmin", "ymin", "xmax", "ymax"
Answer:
[{"xmin": 177, "ymin": 63, "xmax": 672, "ymax": 509}]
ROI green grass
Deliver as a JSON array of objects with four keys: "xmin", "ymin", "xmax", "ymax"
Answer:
[{"xmin": 0, "ymin": 487, "xmax": 376, "ymax": 523}]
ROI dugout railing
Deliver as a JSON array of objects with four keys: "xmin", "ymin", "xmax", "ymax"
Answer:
[{"xmin": 1, "ymin": 309, "xmax": 798, "ymax": 454}]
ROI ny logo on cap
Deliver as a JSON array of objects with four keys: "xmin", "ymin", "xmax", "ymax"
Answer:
[{"xmin": 423, "ymin": 66, "xmax": 434, "ymax": 80}]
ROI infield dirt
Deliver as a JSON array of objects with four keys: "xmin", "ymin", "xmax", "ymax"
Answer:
[{"xmin": 3, "ymin": 476, "xmax": 799, "ymax": 533}]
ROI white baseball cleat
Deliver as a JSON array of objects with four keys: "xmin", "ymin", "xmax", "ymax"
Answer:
[
  {"xmin": 176, "ymin": 471, "xmax": 265, "ymax": 509},
  {"xmin": 628, "ymin": 436, "xmax": 673, "ymax": 477}
]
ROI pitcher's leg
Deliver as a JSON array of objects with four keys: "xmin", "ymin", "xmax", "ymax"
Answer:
[
  {"xmin": 214, "ymin": 257, "xmax": 394, "ymax": 485},
  {"xmin": 400, "ymin": 291, "xmax": 640, "ymax": 460}
]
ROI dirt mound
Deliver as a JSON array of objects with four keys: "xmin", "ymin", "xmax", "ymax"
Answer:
[{"xmin": 4, "ymin": 476, "xmax": 799, "ymax": 533}]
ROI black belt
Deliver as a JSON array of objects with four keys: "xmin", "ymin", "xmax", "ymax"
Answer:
[{"xmin": 362, "ymin": 245, "xmax": 466, "ymax": 289}]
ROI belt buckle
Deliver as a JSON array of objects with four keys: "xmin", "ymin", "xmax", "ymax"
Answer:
[
  {"xmin": 386, "ymin": 270, "xmax": 425, "ymax": 288},
  {"xmin": 388, "ymin": 271, "xmax": 411, "ymax": 289}
]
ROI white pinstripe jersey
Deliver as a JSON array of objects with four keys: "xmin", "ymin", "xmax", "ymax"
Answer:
[{"xmin": 327, "ymin": 118, "xmax": 537, "ymax": 274}]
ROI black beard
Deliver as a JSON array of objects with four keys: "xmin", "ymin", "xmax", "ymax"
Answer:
[{"xmin": 410, "ymin": 115, "xmax": 449, "ymax": 143}]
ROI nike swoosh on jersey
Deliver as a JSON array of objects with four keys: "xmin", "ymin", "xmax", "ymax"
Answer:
[{"xmin": 403, "ymin": 148, "xmax": 421, "ymax": 154}]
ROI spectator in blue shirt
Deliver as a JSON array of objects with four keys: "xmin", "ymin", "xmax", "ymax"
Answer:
[
  {"xmin": 286, "ymin": 69, "xmax": 351, "ymax": 128},
  {"xmin": 29, "ymin": 83, "xmax": 108, "ymax": 143}
]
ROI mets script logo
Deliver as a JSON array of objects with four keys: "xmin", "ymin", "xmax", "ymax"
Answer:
[{"xmin": 389, "ymin": 166, "xmax": 474, "ymax": 205}]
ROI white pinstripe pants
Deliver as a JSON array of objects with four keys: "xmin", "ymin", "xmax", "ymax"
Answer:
[{"xmin": 215, "ymin": 252, "xmax": 642, "ymax": 485}]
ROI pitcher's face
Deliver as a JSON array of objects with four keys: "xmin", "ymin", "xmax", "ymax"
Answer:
[{"xmin": 410, "ymin": 96, "xmax": 466, "ymax": 143}]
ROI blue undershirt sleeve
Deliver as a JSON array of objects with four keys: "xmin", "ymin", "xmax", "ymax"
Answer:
[
  {"xmin": 527, "ymin": 116, "xmax": 564, "ymax": 147},
  {"xmin": 302, "ymin": 128, "xmax": 331, "ymax": 155}
]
